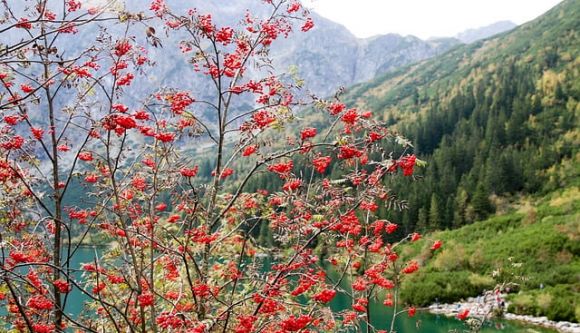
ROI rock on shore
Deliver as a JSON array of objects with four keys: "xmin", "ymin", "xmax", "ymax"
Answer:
[{"xmin": 428, "ymin": 294, "xmax": 580, "ymax": 333}]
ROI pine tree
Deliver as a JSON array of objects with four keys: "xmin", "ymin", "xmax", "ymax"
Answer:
[
  {"xmin": 429, "ymin": 194, "xmax": 442, "ymax": 230},
  {"xmin": 453, "ymin": 188, "xmax": 469, "ymax": 227},
  {"xmin": 472, "ymin": 182, "xmax": 493, "ymax": 221},
  {"xmin": 444, "ymin": 197, "xmax": 455, "ymax": 230},
  {"xmin": 416, "ymin": 208, "xmax": 429, "ymax": 233}
]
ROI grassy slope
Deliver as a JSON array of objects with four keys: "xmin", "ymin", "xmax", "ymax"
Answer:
[{"xmin": 398, "ymin": 181, "xmax": 580, "ymax": 322}]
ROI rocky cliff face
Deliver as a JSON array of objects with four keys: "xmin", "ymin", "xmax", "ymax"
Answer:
[
  {"xmin": 353, "ymin": 35, "xmax": 459, "ymax": 84},
  {"xmin": 271, "ymin": 13, "xmax": 460, "ymax": 96},
  {"xmin": 455, "ymin": 20, "xmax": 517, "ymax": 44},
  {"xmin": 117, "ymin": 0, "xmax": 462, "ymax": 97},
  {"xmin": 4, "ymin": 0, "xmax": 522, "ymax": 103},
  {"xmin": 3, "ymin": 0, "xmax": 461, "ymax": 100},
  {"xmin": 165, "ymin": 0, "xmax": 461, "ymax": 95}
]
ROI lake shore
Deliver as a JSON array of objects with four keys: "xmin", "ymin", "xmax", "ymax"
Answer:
[{"xmin": 427, "ymin": 294, "xmax": 580, "ymax": 333}]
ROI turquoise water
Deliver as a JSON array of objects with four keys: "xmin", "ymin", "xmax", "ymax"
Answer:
[{"xmin": 60, "ymin": 247, "xmax": 556, "ymax": 332}]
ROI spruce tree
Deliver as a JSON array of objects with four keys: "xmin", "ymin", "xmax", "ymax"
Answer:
[
  {"xmin": 429, "ymin": 194, "xmax": 442, "ymax": 230},
  {"xmin": 472, "ymin": 182, "xmax": 493, "ymax": 221}
]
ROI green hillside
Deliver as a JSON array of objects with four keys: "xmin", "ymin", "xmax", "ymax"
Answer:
[
  {"xmin": 238, "ymin": 0, "xmax": 579, "ymax": 239},
  {"xmin": 286, "ymin": 0, "xmax": 580, "ymax": 322},
  {"xmin": 398, "ymin": 185, "xmax": 579, "ymax": 322},
  {"xmin": 326, "ymin": 0, "xmax": 580, "ymax": 233}
]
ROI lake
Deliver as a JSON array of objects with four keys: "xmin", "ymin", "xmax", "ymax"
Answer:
[{"xmin": 59, "ymin": 247, "xmax": 555, "ymax": 332}]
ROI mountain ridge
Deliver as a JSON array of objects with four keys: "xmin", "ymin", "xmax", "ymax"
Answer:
[{"xmin": 454, "ymin": 20, "xmax": 517, "ymax": 43}]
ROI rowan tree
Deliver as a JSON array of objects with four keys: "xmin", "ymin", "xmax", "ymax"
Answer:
[{"xmin": 0, "ymin": 1, "xmax": 443, "ymax": 332}]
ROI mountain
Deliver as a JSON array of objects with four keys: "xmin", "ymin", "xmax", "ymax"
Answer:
[
  {"xmin": 76, "ymin": 0, "xmax": 461, "ymax": 98},
  {"xmin": 339, "ymin": 0, "xmax": 579, "ymax": 229},
  {"xmin": 2, "ymin": 0, "xmax": 463, "ymax": 147},
  {"xmin": 87, "ymin": 1, "xmax": 461, "ymax": 112},
  {"xmin": 151, "ymin": 1, "xmax": 461, "ymax": 96},
  {"xmin": 246, "ymin": 0, "xmax": 578, "ymax": 214},
  {"xmin": 310, "ymin": 0, "xmax": 578, "ymax": 320},
  {"xmin": 454, "ymin": 20, "xmax": 517, "ymax": 43},
  {"xmin": 270, "ymin": 12, "xmax": 460, "ymax": 96},
  {"xmin": 128, "ymin": 1, "xmax": 461, "ymax": 98},
  {"xmin": 226, "ymin": 0, "xmax": 578, "ymax": 322}
]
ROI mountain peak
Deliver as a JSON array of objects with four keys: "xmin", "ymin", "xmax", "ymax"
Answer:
[{"xmin": 454, "ymin": 20, "xmax": 517, "ymax": 43}]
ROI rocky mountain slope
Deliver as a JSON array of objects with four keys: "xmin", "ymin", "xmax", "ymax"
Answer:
[{"xmin": 455, "ymin": 20, "xmax": 517, "ymax": 43}]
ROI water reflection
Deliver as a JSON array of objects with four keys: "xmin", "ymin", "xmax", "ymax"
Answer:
[{"xmin": 62, "ymin": 247, "xmax": 555, "ymax": 333}]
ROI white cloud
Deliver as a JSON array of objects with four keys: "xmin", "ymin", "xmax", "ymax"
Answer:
[{"xmin": 302, "ymin": 0, "xmax": 563, "ymax": 39}]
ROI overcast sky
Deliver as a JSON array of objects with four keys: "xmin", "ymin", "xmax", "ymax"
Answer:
[{"xmin": 302, "ymin": 0, "xmax": 563, "ymax": 39}]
